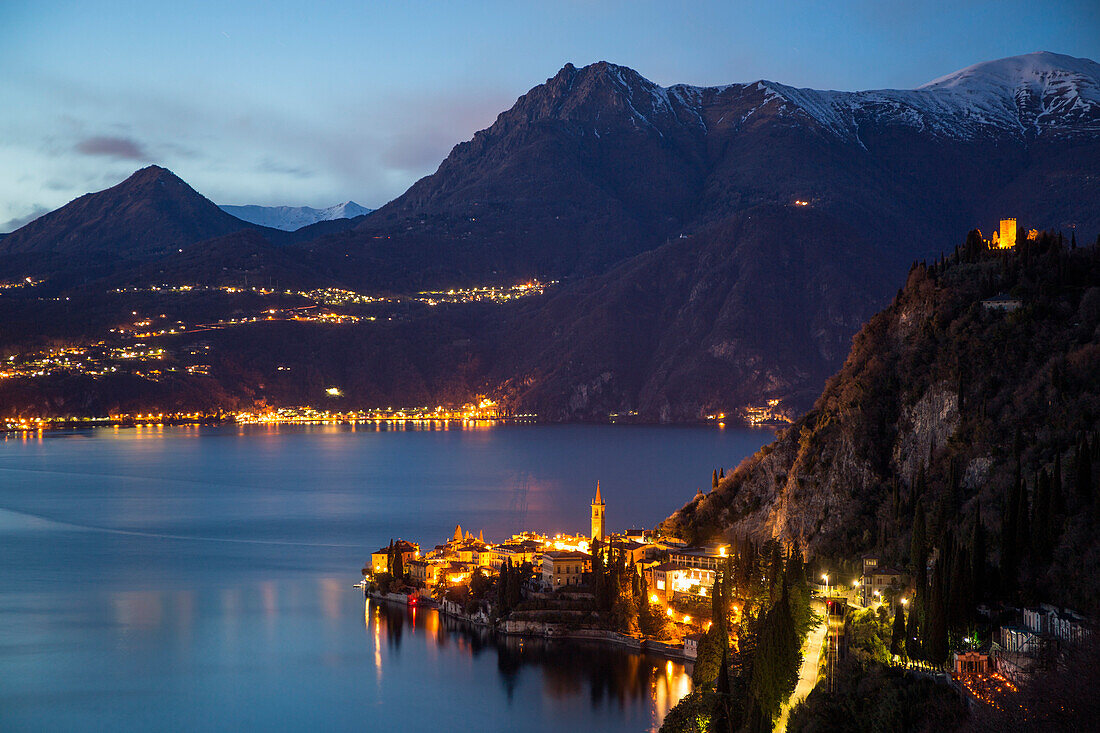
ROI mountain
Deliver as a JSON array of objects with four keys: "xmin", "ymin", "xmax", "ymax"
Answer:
[
  {"xmin": 219, "ymin": 202, "xmax": 373, "ymax": 231},
  {"xmin": 660, "ymin": 232, "xmax": 1100, "ymax": 610},
  {"xmin": 0, "ymin": 53, "xmax": 1098, "ymax": 421},
  {"xmin": 339, "ymin": 52, "xmax": 1099, "ymax": 289},
  {"xmin": 0, "ymin": 166, "xmax": 257, "ymax": 285},
  {"xmin": 492, "ymin": 206, "xmax": 882, "ymax": 420}
]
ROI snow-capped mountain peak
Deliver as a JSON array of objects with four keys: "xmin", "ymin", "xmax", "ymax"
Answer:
[
  {"xmin": 705, "ymin": 51, "xmax": 1100, "ymax": 143},
  {"xmin": 220, "ymin": 201, "xmax": 373, "ymax": 231},
  {"xmin": 918, "ymin": 51, "xmax": 1100, "ymax": 95}
]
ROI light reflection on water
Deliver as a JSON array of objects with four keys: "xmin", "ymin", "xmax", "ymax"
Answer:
[
  {"xmin": 363, "ymin": 596, "xmax": 693, "ymax": 732},
  {"xmin": 0, "ymin": 424, "xmax": 767, "ymax": 731}
]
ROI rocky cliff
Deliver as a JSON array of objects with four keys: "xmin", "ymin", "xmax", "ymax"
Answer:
[{"xmin": 661, "ymin": 232, "xmax": 1100, "ymax": 609}]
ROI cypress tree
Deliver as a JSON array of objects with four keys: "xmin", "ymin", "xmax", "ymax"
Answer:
[
  {"xmin": 711, "ymin": 566, "xmax": 728, "ymax": 643},
  {"xmin": 719, "ymin": 468, "xmax": 725, "ymax": 480},
  {"xmin": 947, "ymin": 539, "xmax": 970, "ymax": 629},
  {"xmin": 1076, "ymin": 441, "xmax": 1093, "ymax": 503},
  {"xmin": 767, "ymin": 541, "xmax": 784, "ymax": 599},
  {"xmin": 970, "ymin": 504, "xmax": 986, "ymax": 603},
  {"xmin": 496, "ymin": 559, "xmax": 510, "ymax": 611},
  {"xmin": 1002, "ymin": 462, "xmax": 1021, "ymax": 589},
  {"xmin": 712, "ymin": 643, "xmax": 734, "ymax": 733},
  {"xmin": 712, "ymin": 469, "xmax": 719, "ymax": 490},
  {"xmin": 393, "ymin": 545, "xmax": 404, "ymax": 581},
  {"xmin": 906, "ymin": 601, "xmax": 923, "ymax": 662},
  {"xmin": 1032, "ymin": 469, "xmax": 1051, "ymax": 559},
  {"xmin": 1052, "ymin": 454, "xmax": 1065, "ymax": 517},
  {"xmin": 911, "ymin": 500, "xmax": 928, "ymax": 605},
  {"xmin": 507, "ymin": 563, "xmax": 522, "ymax": 608},
  {"xmin": 1016, "ymin": 477, "xmax": 1031, "ymax": 559},
  {"xmin": 749, "ymin": 589, "xmax": 800, "ymax": 725},
  {"xmin": 891, "ymin": 605, "xmax": 906, "ymax": 658},
  {"xmin": 926, "ymin": 559, "xmax": 949, "ymax": 666}
]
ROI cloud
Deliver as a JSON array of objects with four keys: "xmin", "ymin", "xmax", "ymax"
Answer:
[
  {"xmin": 257, "ymin": 157, "xmax": 315, "ymax": 179},
  {"xmin": 1, "ymin": 205, "xmax": 50, "ymax": 233},
  {"xmin": 74, "ymin": 135, "xmax": 149, "ymax": 161}
]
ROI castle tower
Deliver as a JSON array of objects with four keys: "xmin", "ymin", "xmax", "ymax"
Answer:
[
  {"xmin": 999, "ymin": 218, "xmax": 1017, "ymax": 249},
  {"xmin": 591, "ymin": 482, "xmax": 606, "ymax": 542}
]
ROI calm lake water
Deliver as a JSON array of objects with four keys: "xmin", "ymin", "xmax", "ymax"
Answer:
[{"xmin": 0, "ymin": 423, "xmax": 771, "ymax": 732}]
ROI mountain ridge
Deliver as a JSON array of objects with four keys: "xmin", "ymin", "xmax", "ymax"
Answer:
[
  {"xmin": 0, "ymin": 53, "xmax": 1098, "ymax": 422},
  {"xmin": 219, "ymin": 202, "xmax": 373, "ymax": 231}
]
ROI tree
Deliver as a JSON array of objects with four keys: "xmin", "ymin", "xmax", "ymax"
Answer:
[
  {"xmin": 1032, "ymin": 469, "xmax": 1052, "ymax": 560},
  {"xmin": 926, "ymin": 560, "xmax": 948, "ymax": 666},
  {"xmin": 510, "ymin": 563, "xmax": 525, "ymax": 608},
  {"xmin": 712, "ymin": 469, "xmax": 719, "ymax": 491},
  {"xmin": 906, "ymin": 601, "xmax": 922, "ymax": 662},
  {"xmin": 712, "ymin": 644, "xmax": 734, "ymax": 733},
  {"xmin": 911, "ymin": 500, "xmax": 928, "ymax": 607},
  {"xmin": 1002, "ymin": 461, "xmax": 1022, "ymax": 590},
  {"xmin": 970, "ymin": 504, "xmax": 986, "ymax": 603},
  {"xmin": 592, "ymin": 539, "xmax": 610, "ymax": 612},
  {"xmin": 711, "ymin": 565, "xmax": 728, "ymax": 643},
  {"xmin": 891, "ymin": 605, "xmax": 906, "ymax": 658},
  {"xmin": 467, "ymin": 567, "xmax": 488, "ymax": 600},
  {"xmin": 496, "ymin": 560, "xmax": 512, "ymax": 612},
  {"xmin": 749, "ymin": 588, "xmax": 800, "ymax": 724},
  {"xmin": 1076, "ymin": 441, "xmax": 1093, "ymax": 504},
  {"xmin": 1053, "ymin": 453, "xmax": 1066, "ymax": 517}
]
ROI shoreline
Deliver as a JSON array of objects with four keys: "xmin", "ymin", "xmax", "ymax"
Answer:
[
  {"xmin": 364, "ymin": 588, "xmax": 696, "ymax": 663},
  {"xmin": 2, "ymin": 416, "xmax": 769, "ymax": 434}
]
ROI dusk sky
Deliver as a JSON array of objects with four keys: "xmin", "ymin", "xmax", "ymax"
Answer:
[{"xmin": 2, "ymin": 0, "xmax": 1098, "ymax": 231}]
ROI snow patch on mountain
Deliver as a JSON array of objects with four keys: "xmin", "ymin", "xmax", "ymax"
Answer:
[
  {"xmin": 582, "ymin": 52, "xmax": 1099, "ymax": 144},
  {"xmin": 220, "ymin": 202, "xmax": 373, "ymax": 231},
  {"xmin": 740, "ymin": 52, "xmax": 1100, "ymax": 142}
]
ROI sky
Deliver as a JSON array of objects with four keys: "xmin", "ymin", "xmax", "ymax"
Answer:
[{"xmin": 1, "ymin": 0, "xmax": 1098, "ymax": 232}]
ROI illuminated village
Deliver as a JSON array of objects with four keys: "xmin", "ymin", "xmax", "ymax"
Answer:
[
  {"xmin": 360, "ymin": 478, "xmax": 1094, "ymax": 718},
  {"xmin": 360, "ymin": 484, "xmax": 745, "ymax": 658}
]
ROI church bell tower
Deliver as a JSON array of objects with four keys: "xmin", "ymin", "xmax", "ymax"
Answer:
[{"xmin": 591, "ymin": 482, "xmax": 606, "ymax": 541}]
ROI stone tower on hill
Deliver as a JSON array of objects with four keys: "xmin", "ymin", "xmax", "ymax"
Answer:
[
  {"xmin": 1000, "ymin": 218, "xmax": 1017, "ymax": 249},
  {"xmin": 591, "ymin": 482, "xmax": 606, "ymax": 541}
]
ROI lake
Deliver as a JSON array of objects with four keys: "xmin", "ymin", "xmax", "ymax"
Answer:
[{"xmin": 0, "ymin": 423, "xmax": 771, "ymax": 731}]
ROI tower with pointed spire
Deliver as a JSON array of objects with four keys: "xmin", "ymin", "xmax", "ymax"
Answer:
[{"xmin": 591, "ymin": 481, "xmax": 606, "ymax": 541}]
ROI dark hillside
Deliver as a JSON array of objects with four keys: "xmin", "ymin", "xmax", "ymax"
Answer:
[{"xmin": 662, "ymin": 231, "xmax": 1100, "ymax": 611}]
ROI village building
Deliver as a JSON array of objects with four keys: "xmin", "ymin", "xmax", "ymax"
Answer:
[
  {"xmin": 1023, "ymin": 604, "xmax": 1092, "ymax": 644},
  {"xmin": 684, "ymin": 632, "xmax": 703, "ymax": 660},
  {"xmin": 369, "ymin": 539, "xmax": 420, "ymax": 575},
  {"xmin": 859, "ymin": 554, "xmax": 905, "ymax": 605},
  {"xmin": 490, "ymin": 539, "xmax": 541, "ymax": 569},
  {"xmin": 981, "ymin": 294, "xmax": 1023, "ymax": 312},
  {"xmin": 953, "ymin": 650, "xmax": 993, "ymax": 677},
  {"xmin": 646, "ymin": 561, "xmax": 680, "ymax": 603},
  {"xmin": 408, "ymin": 558, "xmax": 442, "ymax": 586},
  {"xmin": 608, "ymin": 538, "xmax": 659, "ymax": 564},
  {"xmin": 542, "ymin": 550, "xmax": 590, "ymax": 588},
  {"xmin": 644, "ymin": 543, "xmax": 727, "ymax": 604}
]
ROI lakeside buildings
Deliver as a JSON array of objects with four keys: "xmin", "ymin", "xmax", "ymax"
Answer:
[{"xmin": 363, "ymin": 484, "xmax": 727, "ymax": 606}]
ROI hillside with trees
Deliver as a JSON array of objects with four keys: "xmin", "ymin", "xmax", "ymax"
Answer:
[{"xmin": 662, "ymin": 230, "xmax": 1100, "ymax": 615}]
